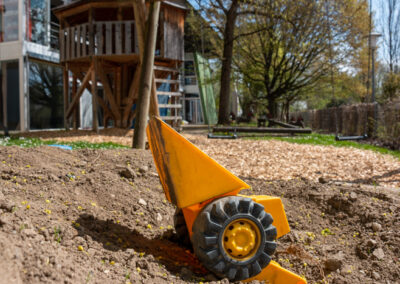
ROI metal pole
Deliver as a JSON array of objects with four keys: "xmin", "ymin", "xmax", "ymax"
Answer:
[{"xmin": 372, "ymin": 48, "xmax": 375, "ymax": 103}]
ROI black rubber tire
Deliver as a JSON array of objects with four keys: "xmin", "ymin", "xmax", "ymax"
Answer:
[
  {"xmin": 173, "ymin": 208, "xmax": 192, "ymax": 248},
  {"xmin": 191, "ymin": 196, "xmax": 277, "ymax": 281}
]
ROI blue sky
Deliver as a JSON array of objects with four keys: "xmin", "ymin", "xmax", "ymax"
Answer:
[{"xmin": 371, "ymin": 0, "xmax": 385, "ymax": 60}]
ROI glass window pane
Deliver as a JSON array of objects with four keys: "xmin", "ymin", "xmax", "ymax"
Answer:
[
  {"xmin": 29, "ymin": 0, "xmax": 49, "ymax": 45},
  {"xmin": 0, "ymin": 0, "xmax": 19, "ymax": 42},
  {"xmin": 29, "ymin": 60, "xmax": 64, "ymax": 129},
  {"xmin": 0, "ymin": 63, "xmax": 3, "ymax": 129},
  {"xmin": 184, "ymin": 61, "xmax": 195, "ymax": 76},
  {"xmin": 0, "ymin": 61, "xmax": 20, "ymax": 130}
]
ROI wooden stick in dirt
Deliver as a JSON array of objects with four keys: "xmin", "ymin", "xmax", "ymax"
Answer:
[{"xmin": 132, "ymin": 0, "xmax": 161, "ymax": 149}]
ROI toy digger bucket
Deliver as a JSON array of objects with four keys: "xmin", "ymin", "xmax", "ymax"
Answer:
[
  {"xmin": 146, "ymin": 117, "xmax": 307, "ymax": 284},
  {"xmin": 146, "ymin": 117, "xmax": 249, "ymax": 208}
]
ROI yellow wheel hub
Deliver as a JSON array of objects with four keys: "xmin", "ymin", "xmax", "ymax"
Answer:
[{"xmin": 222, "ymin": 219, "xmax": 261, "ymax": 260}]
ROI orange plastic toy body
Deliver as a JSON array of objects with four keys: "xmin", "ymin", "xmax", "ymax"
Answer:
[{"xmin": 146, "ymin": 117, "xmax": 306, "ymax": 284}]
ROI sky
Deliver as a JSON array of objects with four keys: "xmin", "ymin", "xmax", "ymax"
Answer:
[
  {"xmin": 371, "ymin": 0, "xmax": 385, "ymax": 60},
  {"xmin": 368, "ymin": 0, "xmax": 400, "ymax": 66}
]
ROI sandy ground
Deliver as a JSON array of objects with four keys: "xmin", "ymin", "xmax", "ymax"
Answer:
[
  {"xmin": 20, "ymin": 129, "xmax": 400, "ymax": 188},
  {"xmin": 0, "ymin": 145, "xmax": 399, "ymax": 283}
]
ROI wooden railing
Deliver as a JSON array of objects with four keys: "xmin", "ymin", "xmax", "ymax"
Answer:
[{"xmin": 60, "ymin": 20, "xmax": 137, "ymax": 62}]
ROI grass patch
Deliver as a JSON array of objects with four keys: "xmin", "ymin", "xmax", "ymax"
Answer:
[
  {"xmin": 248, "ymin": 133, "xmax": 400, "ymax": 160},
  {"xmin": 0, "ymin": 136, "xmax": 128, "ymax": 150}
]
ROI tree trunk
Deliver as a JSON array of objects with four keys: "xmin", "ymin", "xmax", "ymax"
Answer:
[
  {"xmin": 285, "ymin": 100, "xmax": 290, "ymax": 122},
  {"xmin": 267, "ymin": 95, "xmax": 276, "ymax": 118},
  {"xmin": 217, "ymin": 0, "xmax": 239, "ymax": 125},
  {"xmin": 132, "ymin": 1, "xmax": 160, "ymax": 149}
]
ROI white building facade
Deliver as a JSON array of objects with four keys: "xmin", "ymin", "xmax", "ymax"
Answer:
[{"xmin": 0, "ymin": 0, "xmax": 64, "ymax": 132}]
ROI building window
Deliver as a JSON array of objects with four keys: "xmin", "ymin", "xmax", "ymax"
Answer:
[
  {"xmin": 28, "ymin": 0, "xmax": 49, "ymax": 45},
  {"xmin": 0, "ymin": 0, "xmax": 19, "ymax": 42},
  {"xmin": 0, "ymin": 61, "xmax": 20, "ymax": 131},
  {"xmin": 184, "ymin": 77, "xmax": 197, "ymax": 86},
  {"xmin": 29, "ymin": 60, "xmax": 64, "ymax": 129},
  {"xmin": 184, "ymin": 61, "xmax": 195, "ymax": 76}
]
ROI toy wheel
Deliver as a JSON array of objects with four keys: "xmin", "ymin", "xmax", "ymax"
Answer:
[
  {"xmin": 191, "ymin": 196, "xmax": 277, "ymax": 281},
  {"xmin": 173, "ymin": 208, "xmax": 191, "ymax": 247}
]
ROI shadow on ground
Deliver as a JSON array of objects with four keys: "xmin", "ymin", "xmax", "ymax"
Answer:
[{"xmin": 74, "ymin": 214, "xmax": 206, "ymax": 276}]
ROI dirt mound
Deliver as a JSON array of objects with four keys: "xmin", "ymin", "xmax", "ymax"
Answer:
[
  {"xmin": 0, "ymin": 146, "xmax": 399, "ymax": 283},
  {"xmin": 19, "ymin": 130, "xmax": 400, "ymax": 187}
]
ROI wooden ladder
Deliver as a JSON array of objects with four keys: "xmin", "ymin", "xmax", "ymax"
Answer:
[{"xmin": 153, "ymin": 65, "xmax": 182, "ymax": 127}]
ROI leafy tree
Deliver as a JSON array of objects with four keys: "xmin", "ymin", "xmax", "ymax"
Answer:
[
  {"xmin": 382, "ymin": 72, "xmax": 400, "ymax": 101},
  {"xmin": 192, "ymin": 0, "xmax": 266, "ymax": 124},
  {"xmin": 234, "ymin": 0, "xmax": 370, "ymax": 117}
]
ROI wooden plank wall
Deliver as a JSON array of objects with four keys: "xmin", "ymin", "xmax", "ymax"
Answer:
[
  {"xmin": 60, "ymin": 21, "xmax": 136, "ymax": 61},
  {"xmin": 162, "ymin": 7, "xmax": 184, "ymax": 61}
]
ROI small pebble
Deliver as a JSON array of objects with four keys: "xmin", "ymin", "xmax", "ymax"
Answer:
[
  {"xmin": 372, "ymin": 248, "xmax": 385, "ymax": 260},
  {"xmin": 371, "ymin": 222, "xmax": 382, "ymax": 232},
  {"xmin": 372, "ymin": 271, "xmax": 381, "ymax": 280}
]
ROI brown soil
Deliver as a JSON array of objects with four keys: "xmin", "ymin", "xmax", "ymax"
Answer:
[
  {"xmin": 20, "ymin": 129, "xmax": 400, "ymax": 188},
  {"xmin": 0, "ymin": 146, "xmax": 399, "ymax": 284}
]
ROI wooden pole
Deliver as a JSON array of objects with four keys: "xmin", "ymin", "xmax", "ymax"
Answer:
[
  {"xmin": 63, "ymin": 63, "xmax": 69, "ymax": 130},
  {"xmin": 66, "ymin": 64, "xmax": 94, "ymax": 118},
  {"xmin": 133, "ymin": 0, "xmax": 159, "ymax": 117},
  {"xmin": 72, "ymin": 74, "xmax": 78, "ymax": 130},
  {"xmin": 133, "ymin": 0, "xmax": 145, "ymax": 54},
  {"xmin": 92, "ymin": 58, "xmax": 99, "ymax": 133},
  {"xmin": 132, "ymin": 0, "xmax": 160, "ymax": 149}
]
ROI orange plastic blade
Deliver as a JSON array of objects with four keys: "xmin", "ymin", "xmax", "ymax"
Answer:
[
  {"xmin": 242, "ymin": 195, "xmax": 291, "ymax": 239},
  {"xmin": 146, "ymin": 117, "xmax": 249, "ymax": 208},
  {"xmin": 246, "ymin": 260, "xmax": 307, "ymax": 283}
]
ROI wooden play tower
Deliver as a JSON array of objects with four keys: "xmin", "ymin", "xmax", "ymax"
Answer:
[{"xmin": 53, "ymin": 0, "xmax": 185, "ymax": 131}]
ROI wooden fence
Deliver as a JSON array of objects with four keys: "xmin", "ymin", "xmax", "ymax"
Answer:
[{"xmin": 293, "ymin": 100, "xmax": 400, "ymax": 139}]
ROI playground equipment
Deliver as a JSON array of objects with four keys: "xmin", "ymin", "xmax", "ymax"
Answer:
[
  {"xmin": 207, "ymin": 132, "xmax": 238, "ymax": 139},
  {"xmin": 147, "ymin": 117, "xmax": 306, "ymax": 283},
  {"xmin": 207, "ymin": 127, "xmax": 238, "ymax": 139},
  {"xmin": 335, "ymin": 134, "xmax": 368, "ymax": 141},
  {"xmin": 213, "ymin": 126, "xmax": 312, "ymax": 135}
]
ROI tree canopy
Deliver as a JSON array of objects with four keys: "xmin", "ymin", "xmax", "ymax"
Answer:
[{"xmin": 189, "ymin": 0, "xmax": 372, "ymax": 120}]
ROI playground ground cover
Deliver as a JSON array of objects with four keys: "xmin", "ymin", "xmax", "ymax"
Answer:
[
  {"xmin": 0, "ymin": 144, "xmax": 399, "ymax": 284},
  {"xmin": 6, "ymin": 129, "xmax": 400, "ymax": 188}
]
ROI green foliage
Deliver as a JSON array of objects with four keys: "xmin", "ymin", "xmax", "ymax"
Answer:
[
  {"xmin": 248, "ymin": 133, "xmax": 400, "ymax": 160},
  {"xmin": 381, "ymin": 72, "xmax": 400, "ymax": 102},
  {"xmin": 54, "ymin": 227, "xmax": 62, "ymax": 243},
  {"xmin": 0, "ymin": 136, "xmax": 128, "ymax": 150},
  {"xmin": 233, "ymin": 0, "xmax": 370, "ymax": 116},
  {"xmin": 321, "ymin": 228, "xmax": 334, "ymax": 236}
]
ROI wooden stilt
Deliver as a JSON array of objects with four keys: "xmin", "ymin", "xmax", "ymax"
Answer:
[
  {"xmin": 63, "ymin": 63, "xmax": 70, "ymax": 130},
  {"xmin": 122, "ymin": 64, "xmax": 128, "ymax": 99},
  {"xmin": 92, "ymin": 58, "xmax": 99, "ymax": 133},
  {"xmin": 123, "ymin": 66, "xmax": 141, "ymax": 126},
  {"xmin": 72, "ymin": 74, "xmax": 78, "ymax": 130},
  {"xmin": 97, "ymin": 62, "xmax": 121, "ymax": 124},
  {"xmin": 115, "ymin": 66, "xmax": 122, "ymax": 114},
  {"xmin": 66, "ymin": 64, "xmax": 94, "ymax": 118},
  {"xmin": 73, "ymin": 69, "xmax": 115, "ymax": 127}
]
